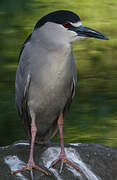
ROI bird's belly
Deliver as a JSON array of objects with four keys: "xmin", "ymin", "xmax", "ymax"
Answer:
[
  {"xmin": 29, "ymin": 70, "xmax": 72, "ymax": 115},
  {"xmin": 29, "ymin": 52, "xmax": 72, "ymax": 111},
  {"xmin": 28, "ymin": 66, "xmax": 72, "ymax": 135},
  {"xmin": 27, "ymin": 50, "xmax": 74, "ymax": 138}
]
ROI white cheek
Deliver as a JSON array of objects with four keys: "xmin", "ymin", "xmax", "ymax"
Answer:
[
  {"xmin": 67, "ymin": 31, "xmax": 77, "ymax": 39},
  {"xmin": 75, "ymin": 36, "xmax": 86, "ymax": 41},
  {"xmin": 67, "ymin": 30, "xmax": 86, "ymax": 42}
]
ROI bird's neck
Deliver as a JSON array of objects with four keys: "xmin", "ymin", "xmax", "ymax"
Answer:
[{"xmin": 31, "ymin": 28, "xmax": 72, "ymax": 52}]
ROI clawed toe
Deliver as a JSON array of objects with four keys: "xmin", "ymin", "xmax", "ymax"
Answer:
[
  {"xmin": 50, "ymin": 155, "xmax": 81, "ymax": 173},
  {"xmin": 11, "ymin": 163, "xmax": 49, "ymax": 176}
]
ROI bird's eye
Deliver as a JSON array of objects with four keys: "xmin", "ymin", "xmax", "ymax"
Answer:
[{"xmin": 63, "ymin": 22, "xmax": 71, "ymax": 28}]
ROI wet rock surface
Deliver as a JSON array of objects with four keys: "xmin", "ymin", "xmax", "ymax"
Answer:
[{"xmin": 0, "ymin": 140, "xmax": 117, "ymax": 180}]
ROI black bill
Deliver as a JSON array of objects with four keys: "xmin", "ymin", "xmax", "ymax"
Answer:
[{"xmin": 71, "ymin": 25, "xmax": 109, "ymax": 40}]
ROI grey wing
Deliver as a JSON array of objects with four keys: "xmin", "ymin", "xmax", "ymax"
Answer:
[
  {"xmin": 15, "ymin": 42, "xmax": 32, "ymax": 138},
  {"xmin": 63, "ymin": 76, "xmax": 77, "ymax": 116},
  {"xmin": 63, "ymin": 53, "xmax": 77, "ymax": 115}
]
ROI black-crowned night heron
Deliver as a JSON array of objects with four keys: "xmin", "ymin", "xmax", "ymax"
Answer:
[{"xmin": 12, "ymin": 10, "xmax": 109, "ymax": 177}]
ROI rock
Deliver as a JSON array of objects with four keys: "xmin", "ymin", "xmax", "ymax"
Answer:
[{"xmin": 0, "ymin": 140, "xmax": 117, "ymax": 180}]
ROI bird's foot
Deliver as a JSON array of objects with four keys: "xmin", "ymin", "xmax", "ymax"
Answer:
[
  {"xmin": 50, "ymin": 152, "xmax": 81, "ymax": 173},
  {"xmin": 11, "ymin": 160, "xmax": 49, "ymax": 178}
]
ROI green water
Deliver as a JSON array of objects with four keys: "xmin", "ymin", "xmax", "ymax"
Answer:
[{"xmin": 0, "ymin": 0, "xmax": 117, "ymax": 147}]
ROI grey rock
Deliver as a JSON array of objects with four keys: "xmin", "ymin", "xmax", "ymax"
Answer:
[{"xmin": 0, "ymin": 140, "xmax": 117, "ymax": 180}]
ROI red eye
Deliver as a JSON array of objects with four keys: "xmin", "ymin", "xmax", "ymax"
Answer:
[{"xmin": 63, "ymin": 22, "xmax": 71, "ymax": 28}]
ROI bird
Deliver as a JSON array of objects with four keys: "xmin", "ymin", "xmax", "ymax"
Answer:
[{"xmin": 12, "ymin": 10, "xmax": 109, "ymax": 177}]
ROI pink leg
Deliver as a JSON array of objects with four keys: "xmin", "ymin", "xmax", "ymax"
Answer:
[
  {"xmin": 50, "ymin": 113, "xmax": 81, "ymax": 173},
  {"xmin": 11, "ymin": 118, "xmax": 48, "ymax": 176}
]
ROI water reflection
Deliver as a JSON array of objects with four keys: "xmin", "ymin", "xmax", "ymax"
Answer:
[{"xmin": 0, "ymin": 0, "xmax": 117, "ymax": 147}]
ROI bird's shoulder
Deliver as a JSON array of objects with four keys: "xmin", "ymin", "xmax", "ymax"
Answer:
[{"xmin": 18, "ymin": 34, "xmax": 32, "ymax": 63}]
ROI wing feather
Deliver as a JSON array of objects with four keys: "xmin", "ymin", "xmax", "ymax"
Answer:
[
  {"xmin": 15, "ymin": 37, "xmax": 32, "ymax": 138},
  {"xmin": 63, "ymin": 76, "xmax": 76, "ymax": 116}
]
